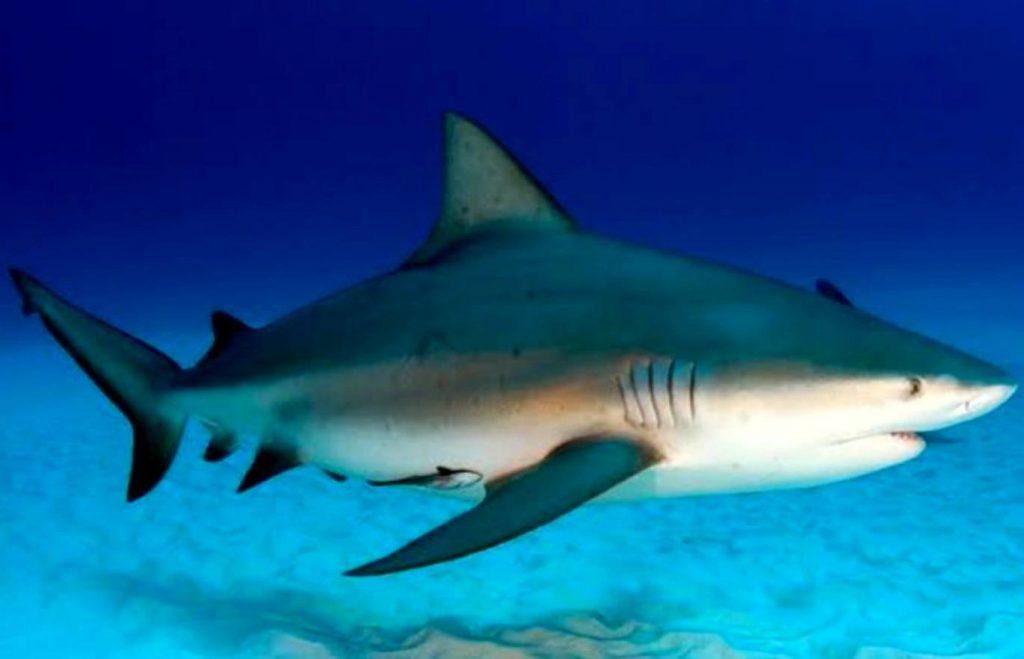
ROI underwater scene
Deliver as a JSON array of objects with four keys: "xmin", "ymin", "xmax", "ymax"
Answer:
[{"xmin": 2, "ymin": 2, "xmax": 1023, "ymax": 657}]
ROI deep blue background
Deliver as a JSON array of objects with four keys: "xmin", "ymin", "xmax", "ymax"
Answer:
[
  {"xmin": 2, "ymin": 1, "xmax": 1021, "ymax": 353},
  {"xmin": 2, "ymin": 7, "xmax": 1024, "ymax": 655}
]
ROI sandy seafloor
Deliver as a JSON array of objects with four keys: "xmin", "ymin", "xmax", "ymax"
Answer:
[{"xmin": 1, "ymin": 278, "xmax": 1022, "ymax": 659}]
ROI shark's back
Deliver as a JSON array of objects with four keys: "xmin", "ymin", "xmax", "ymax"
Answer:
[{"xmin": 181, "ymin": 229, "xmax": 822, "ymax": 387}]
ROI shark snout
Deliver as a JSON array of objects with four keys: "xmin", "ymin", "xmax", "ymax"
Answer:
[
  {"xmin": 963, "ymin": 380, "xmax": 1017, "ymax": 417},
  {"xmin": 941, "ymin": 350, "xmax": 1017, "ymax": 421}
]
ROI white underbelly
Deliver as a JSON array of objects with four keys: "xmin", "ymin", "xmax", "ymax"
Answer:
[
  {"xmin": 297, "ymin": 417, "xmax": 594, "ymax": 485},
  {"xmin": 600, "ymin": 432, "xmax": 925, "ymax": 501},
  {"xmin": 299, "ymin": 417, "xmax": 924, "ymax": 503}
]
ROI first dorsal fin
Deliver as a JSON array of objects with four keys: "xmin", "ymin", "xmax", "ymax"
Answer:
[
  {"xmin": 405, "ymin": 112, "xmax": 575, "ymax": 266},
  {"xmin": 199, "ymin": 311, "xmax": 252, "ymax": 363}
]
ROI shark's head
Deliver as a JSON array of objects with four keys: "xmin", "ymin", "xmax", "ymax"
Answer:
[{"xmin": 691, "ymin": 292, "xmax": 1016, "ymax": 459}]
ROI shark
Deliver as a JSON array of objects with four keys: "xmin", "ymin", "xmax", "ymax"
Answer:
[{"xmin": 10, "ymin": 113, "xmax": 1017, "ymax": 576}]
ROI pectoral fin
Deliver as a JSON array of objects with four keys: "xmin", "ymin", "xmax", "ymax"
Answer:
[{"xmin": 345, "ymin": 436, "xmax": 660, "ymax": 577}]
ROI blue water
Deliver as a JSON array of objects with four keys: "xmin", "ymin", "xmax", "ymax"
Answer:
[{"xmin": 3, "ymin": 2, "xmax": 1023, "ymax": 656}]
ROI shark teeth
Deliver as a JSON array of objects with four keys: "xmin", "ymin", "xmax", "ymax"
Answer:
[{"xmin": 830, "ymin": 431, "xmax": 922, "ymax": 447}]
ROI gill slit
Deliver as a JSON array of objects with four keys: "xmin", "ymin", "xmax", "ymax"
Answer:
[
  {"xmin": 616, "ymin": 377, "xmax": 629, "ymax": 424},
  {"xmin": 647, "ymin": 359, "xmax": 661, "ymax": 428},
  {"xmin": 628, "ymin": 365, "xmax": 645, "ymax": 426},
  {"xmin": 666, "ymin": 358, "xmax": 678, "ymax": 427},
  {"xmin": 688, "ymin": 362, "xmax": 697, "ymax": 423}
]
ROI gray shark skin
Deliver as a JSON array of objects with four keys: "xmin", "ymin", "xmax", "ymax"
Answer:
[{"xmin": 10, "ymin": 113, "xmax": 1017, "ymax": 576}]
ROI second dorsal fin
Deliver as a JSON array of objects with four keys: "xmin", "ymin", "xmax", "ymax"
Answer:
[
  {"xmin": 199, "ymin": 311, "xmax": 253, "ymax": 363},
  {"xmin": 405, "ymin": 112, "xmax": 575, "ymax": 266},
  {"xmin": 212, "ymin": 310, "xmax": 251, "ymax": 341},
  {"xmin": 815, "ymin": 279, "xmax": 854, "ymax": 307}
]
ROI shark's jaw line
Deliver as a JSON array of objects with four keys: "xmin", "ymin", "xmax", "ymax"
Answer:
[
  {"xmin": 728, "ymin": 378, "xmax": 1016, "ymax": 454},
  {"xmin": 829, "ymin": 430, "xmax": 921, "ymax": 447}
]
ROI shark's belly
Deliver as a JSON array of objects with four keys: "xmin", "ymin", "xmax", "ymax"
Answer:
[
  {"xmin": 293, "ymin": 427, "xmax": 924, "ymax": 504},
  {"xmin": 303, "ymin": 421, "xmax": 567, "ymax": 485},
  {"xmin": 284, "ymin": 352, "xmax": 632, "ymax": 483},
  {"xmin": 599, "ymin": 432, "xmax": 924, "ymax": 501}
]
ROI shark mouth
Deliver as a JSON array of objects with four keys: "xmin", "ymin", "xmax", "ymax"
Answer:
[{"xmin": 831, "ymin": 430, "xmax": 923, "ymax": 447}]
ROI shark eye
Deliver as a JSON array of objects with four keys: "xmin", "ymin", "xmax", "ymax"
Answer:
[{"xmin": 906, "ymin": 377, "xmax": 923, "ymax": 398}]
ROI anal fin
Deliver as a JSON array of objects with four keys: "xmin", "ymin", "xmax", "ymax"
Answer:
[{"xmin": 237, "ymin": 445, "xmax": 300, "ymax": 492}]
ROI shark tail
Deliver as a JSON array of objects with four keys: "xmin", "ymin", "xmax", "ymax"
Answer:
[{"xmin": 10, "ymin": 269, "xmax": 186, "ymax": 501}]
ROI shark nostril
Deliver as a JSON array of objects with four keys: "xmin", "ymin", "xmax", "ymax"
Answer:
[{"xmin": 963, "ymin": 384, "xmax": 1017, "ymax": 416}]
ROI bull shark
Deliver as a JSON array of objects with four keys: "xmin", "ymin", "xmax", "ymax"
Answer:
[{"xmin": 10, "ymin": 113, "xmax": 1016, "ymax": 576}]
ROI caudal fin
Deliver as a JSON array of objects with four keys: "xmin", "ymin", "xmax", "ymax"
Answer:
[{"xmin": 10, "ymin": 269, "xmax": 186, "ymax": 501}]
